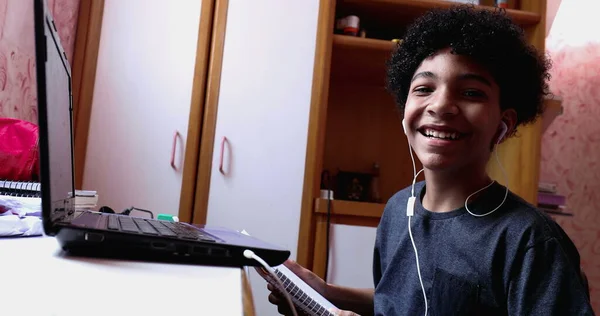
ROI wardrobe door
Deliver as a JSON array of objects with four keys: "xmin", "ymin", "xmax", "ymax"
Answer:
[
  {"xmin": 203, "ymin": 0, "xmax": 320, "ymax": 314},
  {"xmin": 83, "ymin": 0, "xmax": 202, "ymax": 217}
]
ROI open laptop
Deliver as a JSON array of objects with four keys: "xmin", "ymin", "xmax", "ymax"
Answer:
[{"xmin": 33, "ymin": 0, "xmax": 289, "ymax": 267}]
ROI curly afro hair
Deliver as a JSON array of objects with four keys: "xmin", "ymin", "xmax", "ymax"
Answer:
[{"xmin": 386, "ymin": 5, "xmax": 551, "ymax": 134}]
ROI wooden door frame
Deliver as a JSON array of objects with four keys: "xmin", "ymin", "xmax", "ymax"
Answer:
[
  {"xmin": 72, "ymin": 0, "xmax": 104, "ymax": 189},
  {"xmin": 188, "ymin": 0, "xmax": 230, "ymax": 225},
  {"xmin": 178, "ymin": 0, "xmax": 220, "ymax": 223},
  {"xmin": 295, "ymin": 0, "xmax": 336, "ymax": 269}
]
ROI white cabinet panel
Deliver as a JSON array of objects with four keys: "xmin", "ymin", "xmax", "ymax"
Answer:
[
  {"xmin": 205, "ymin": 0, "xmax": 319, "ymax": 314},
  {"xmin": 83, "ymin": 0, "xmax": 201, "ymax": 217},
  {"xmin": 327, "ymin": 224, "xmax": 377, "ymax": 289}
]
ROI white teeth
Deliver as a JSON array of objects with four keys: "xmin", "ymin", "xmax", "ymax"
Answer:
[{"xmin": 423, "ymin": 128, "xmax": 460, "ymax": 140}]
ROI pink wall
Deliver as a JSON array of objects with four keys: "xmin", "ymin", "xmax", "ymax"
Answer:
[
  {"xmin": 0, "ymin": 0, "xmax": 80, "ymax": 124},
  {"xmin": 541, "ymin": 0, "xmax": 600, "ymax": 312}
]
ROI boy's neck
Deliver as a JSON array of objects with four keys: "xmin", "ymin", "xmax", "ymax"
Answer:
[{"xmin": 421, "ymin": 166, "xmax": 492, "ymax": 213}]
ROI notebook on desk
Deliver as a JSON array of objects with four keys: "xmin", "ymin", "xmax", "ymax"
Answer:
[
  {"xmin": 33, "ymin": 0, "xmax": 289, "ymax": 267},
  {"xmin": 0, "ymin": 180, "xmax": 41, "ymax": 198}
]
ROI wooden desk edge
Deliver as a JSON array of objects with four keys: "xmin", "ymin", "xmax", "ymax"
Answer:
[{"xmin": 242, "ymin": 269, "xmax": 255, "ymax": 316}]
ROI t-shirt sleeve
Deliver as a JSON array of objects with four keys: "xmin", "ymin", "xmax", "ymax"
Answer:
[
  {"xmin": 507, "ymin": 237, "xmax": 594, "ymax": 315},
  {"xmin": 372, "ymin": 232, "xmax": 382, "ymax": 287}
]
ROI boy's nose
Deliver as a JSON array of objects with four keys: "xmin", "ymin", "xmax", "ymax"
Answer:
[{"xmin": 427, "ymin": 90, "xmax": 459, "ymax": 117}]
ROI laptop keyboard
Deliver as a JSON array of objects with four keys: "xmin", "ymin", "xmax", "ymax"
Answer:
[{"xmin": 104, "ymin": 214, "xmax": 216, "ymax": 242}]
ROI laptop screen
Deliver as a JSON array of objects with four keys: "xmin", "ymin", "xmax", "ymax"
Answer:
[{"xmin": 34, "ymin": 0, "xmax": 76, "ymax": 234}]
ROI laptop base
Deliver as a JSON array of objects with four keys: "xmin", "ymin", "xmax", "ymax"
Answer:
[{"xmin": 56, "ymin": 226, "xmax": 289, "ymax": 268}]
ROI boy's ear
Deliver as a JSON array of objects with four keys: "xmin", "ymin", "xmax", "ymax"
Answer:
[
  {"xmin": 500, "ymin": 109, "xmax": 518, "ymax": 139},
  {"xmin": 491, "ymin": 110, "xmax": 517, "ymax": 150}
]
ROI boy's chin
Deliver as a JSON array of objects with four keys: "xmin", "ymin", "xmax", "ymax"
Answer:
[{"xmin": 417, "ymin": 154, "xmax": 465, "ymax": 173}]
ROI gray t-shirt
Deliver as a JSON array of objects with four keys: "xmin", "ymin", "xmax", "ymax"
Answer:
[{"xmin": 373, "ymin": 181, "xmax": 593, "ymax": 315}]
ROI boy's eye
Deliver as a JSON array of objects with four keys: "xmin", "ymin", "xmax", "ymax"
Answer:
[
  {"xmin": 463, "ymin": 89, "xmax": 486, "ymax": 98},
  {"xmin": 413, "ymin": 87, "xmax": 432, "ymax": 94}
]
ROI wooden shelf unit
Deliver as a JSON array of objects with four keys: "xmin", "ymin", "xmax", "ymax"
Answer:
[
  {"xmin": 542, "ymin": 97, "xmax": 563, "ymax": 134},
  {"xmin": 296, "ymin": 0, "xmax": 549, "ymax": 277},
  {"xmin": 315, "ymin": 198, "xmax": 385, "ymax": 218},
  {"xmin": 336, "ymin": 0, "xmax": 541, "ymax": 32},
  {"xmin": 333, "ymin": 34, "xmax": 397, "ymax": 52}
]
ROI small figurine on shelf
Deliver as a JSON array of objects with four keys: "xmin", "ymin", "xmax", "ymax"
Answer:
[
  {"xmin": 335, "ymin": 15, "xmax": 360, "ymax": 36},
  {"xmin": 496, "ymin": 0, "xmax": 508, "ymax": 8},
  {"xmin": 336, "ymin": 170, "xmax": 372, "ymax": 202},
  {"xmin": 445, "ymin": 0, "xmax": 480, "ymax": 4}
]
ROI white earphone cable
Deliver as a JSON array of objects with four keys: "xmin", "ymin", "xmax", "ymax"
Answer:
[
  {"xmin": 243, "ymin": 250, "xmax": 298, "ymax": 316},
  {"xmin": 408, "ymin": 216, "xmax": 427, "ymax": 316},
  {"xmin": 406, "ymin": 137, "xmax": 428, "ymax": 316},
  {"xmin": 464, "ymin": 139, "xmax": 509, "ymax": 217}
]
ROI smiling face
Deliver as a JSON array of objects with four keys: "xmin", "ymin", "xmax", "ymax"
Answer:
[{"xmin": 404, "ymin": 49, "xmax": 508, "ymax": 174}]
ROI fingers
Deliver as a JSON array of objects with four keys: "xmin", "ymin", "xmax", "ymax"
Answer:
[
  {"xmin": 271, "ymin": 293, "xmax": 295, "ymax": 315},
  {"xmin": 268, "ymin": 292, "xmax": 281, "ymax": 305},
  {"xmin": 268, "ymin": 285, "xmax": 295, "ymax": 315},
  {"xmin": 330, "ymin": 308, "xmax": 361, "ymax": 316},
  {"xmin": 283, "ymin": 259, "xmax": 306, "ymax": 276}
]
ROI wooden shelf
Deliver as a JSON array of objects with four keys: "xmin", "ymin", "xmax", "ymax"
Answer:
[
  {"xmin": 336, "ymin": 0, "xmax": 541, "ymax": 29},
  {"xmin": 542, "ymin": 209, "xmax": 573, "ymax": 217},
  {"xmin": 542, "ymin": 97, "xmax": 563, "ymax": 134},
  {"xmin": 333, "ymin": 34, "xmax": 397, "ymax": 52},
  {"xmin": 314, "ymin": 198, "xmax": 385, "ymax": 218}
]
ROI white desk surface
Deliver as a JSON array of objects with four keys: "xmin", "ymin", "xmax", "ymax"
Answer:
[{"xmin": 1, "ymin": 236, "xmax": 246, "ymax": 316}]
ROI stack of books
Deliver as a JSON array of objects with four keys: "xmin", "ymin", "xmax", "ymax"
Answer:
[
  {"xmin": 537, "ymin": 182, "xmax": 572, "ymax": 216},
  {"xmin": 74, "ymin": 190, "xmax": 98, "ymax": 210}
]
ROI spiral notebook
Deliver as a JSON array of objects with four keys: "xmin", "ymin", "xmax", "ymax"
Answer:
[
  {"xmin": 255, "ymin": 264, "xmax": 338, "ymax": 316},
  {"xmin": 0, "ymin": 180, "xmax": 41, "ymax": 198}
]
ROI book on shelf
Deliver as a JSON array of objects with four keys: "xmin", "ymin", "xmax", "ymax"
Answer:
[
  {"xmin": 255, "ymin": 264, "xmax": 338, "ymax": 316},
  {"xmin": 537, "ymin": 192, "xmax": 566, "ymax": 207},
  {"xmin": 539, "ymin": 204, "xmax": 566, "ymax": 212},
  {"xmin": 539, "ymin": 206, "xmax": 573, "ymax": 217},
  {"xmin": 72, "ymin": 190, "xmax": 98, "ymax": 209},
  {"xmin": 538, "ymin": 182, "xmax": 557, "ymax": 194}
]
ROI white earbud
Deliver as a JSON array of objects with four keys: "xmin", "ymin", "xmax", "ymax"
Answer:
[
  {"xmin": 497, "ymin": 121, "xmax": 508, "ymax": 143},
  {"xmin": 402, "ymin": 119, "xmax": 407, "ymax": 135}
]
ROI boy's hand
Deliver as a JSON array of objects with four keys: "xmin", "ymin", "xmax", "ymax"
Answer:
[
  {"xmin": 330, "ymin": 308, "xmax": 361, "ymax": 316},
  {"xmin": 267, "ymin": 259, "xmax": 327, "ymax": 315}
]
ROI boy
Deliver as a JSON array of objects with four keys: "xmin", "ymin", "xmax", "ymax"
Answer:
[{"xmin": 268, "ymin": 5, "xmax": 594, "ymax": 316}]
